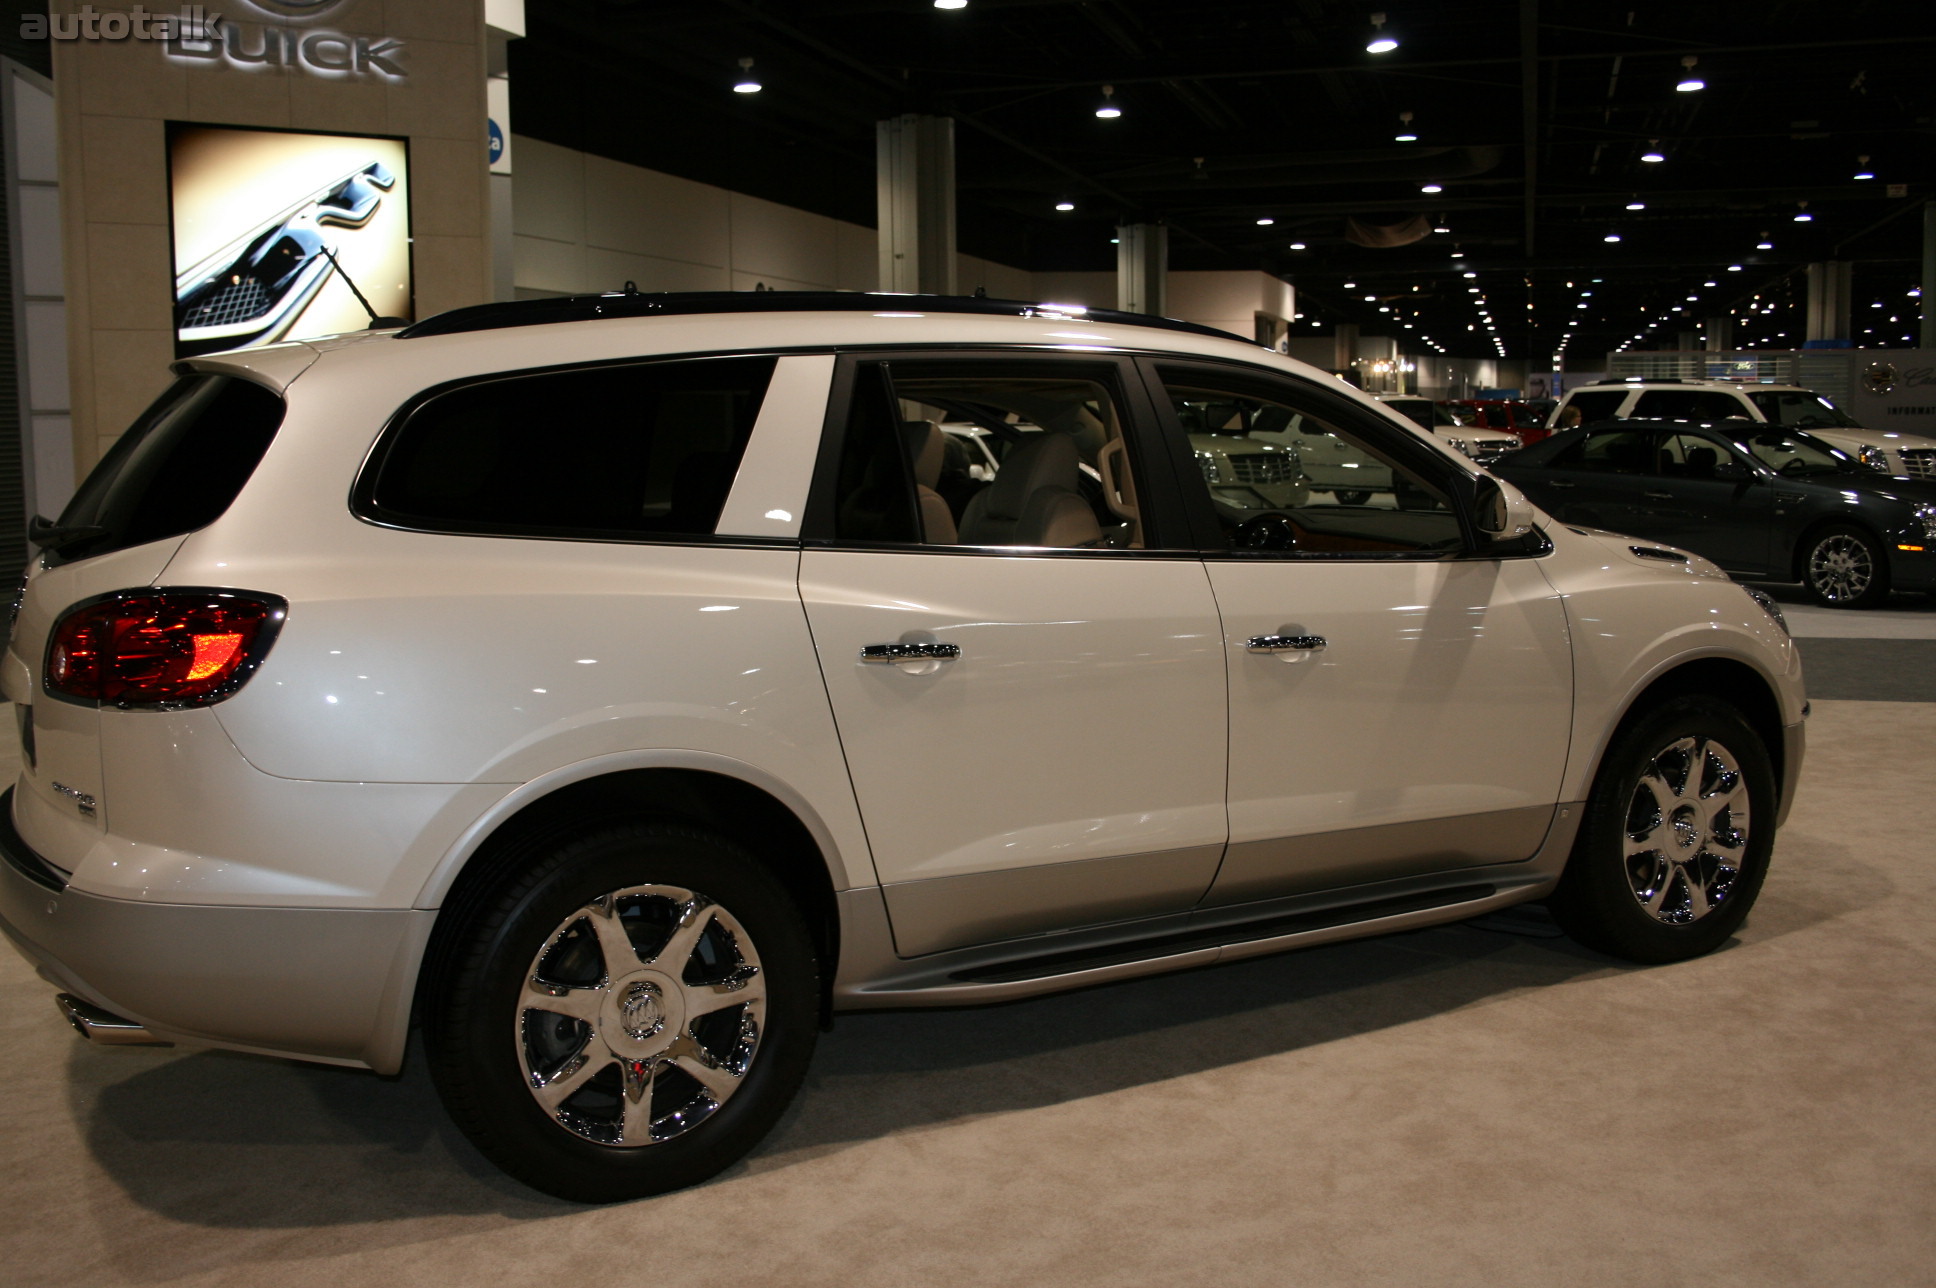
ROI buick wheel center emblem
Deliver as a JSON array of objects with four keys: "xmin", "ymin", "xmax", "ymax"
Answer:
[{"xmin": 620, "ymin": 980, "xmax": 666, "ymax": 1040}]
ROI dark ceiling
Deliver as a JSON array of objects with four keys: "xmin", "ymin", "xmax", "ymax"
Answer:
[{"xmin": 510, "ymin": 0, "xmax": 1936, "ymax": 364}]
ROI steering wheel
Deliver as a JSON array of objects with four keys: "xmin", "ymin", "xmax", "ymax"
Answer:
[
  {"xmin": 1777, "ymin": 458, "xmax": 1811, "ymax": 478},
  {"xmin": 1233, "ymin": 512, "xmax": 1300, "ymax": 551}
]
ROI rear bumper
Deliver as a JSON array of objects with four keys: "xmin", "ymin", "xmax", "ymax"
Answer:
[{"xmin": 0, "ymin": 789, "xmax": 431, "ymax": 1073}]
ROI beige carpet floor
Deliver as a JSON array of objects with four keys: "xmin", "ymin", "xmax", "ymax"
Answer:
[{"xmin": 3, "ymin": 699, "xmax": 1933, "ymax": 1287}]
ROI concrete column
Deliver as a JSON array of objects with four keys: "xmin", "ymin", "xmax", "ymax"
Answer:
[
  {"xmin": 1332, "ymin": 322, "xmax": 1359, "ymax": 374},
  {"xmin": 1115, "ymin": 223, "xmax": 1167, "ymax": 316},
  {"xmin": 877, "ymin": 115, "xmax": 956, "ymax": 295},
  {"xmin": 1805, "ymin": 261, "xmax": 1854, "ymax": 345},
  {"xmin": 486, "ymin": 1, "xmax": 523, "ymax": 303},
  {"xmin": 1702, "ymin": 316, "xmax": 1732, "ymax": 352},
  {"xmin": 1922, "ymin": 201, "xmax": 1935, "ymax": 349}
]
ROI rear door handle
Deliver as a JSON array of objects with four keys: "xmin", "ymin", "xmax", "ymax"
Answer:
[
  {"xmin": 1643, "ymin": 491, "xmax": 1674, "ymax": 501},
  {"xmin": 1246, "ymin": 634, "xmax": 1326, "ymax": 654},
  {"xmin": 1547, "ymin": 479, "xmax": 1575, "ymax": 490},
  {"xmin": 860, "ymin": 642, "xmax": 961, "ymax": 664}
]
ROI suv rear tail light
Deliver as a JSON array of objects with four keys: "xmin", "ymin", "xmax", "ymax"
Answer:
[{"xmin": 45, "ymin": 589, "xmax": 286, "ymax": 708}]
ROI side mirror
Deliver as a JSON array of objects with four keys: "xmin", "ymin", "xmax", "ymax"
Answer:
[
  {"xmin": 1472, "ymin": 475, "xmax": 1536, "ymax": 541},
  {"xmin": 1712, "ymin": 460, "xmax": 1752, "ymax": 481}
]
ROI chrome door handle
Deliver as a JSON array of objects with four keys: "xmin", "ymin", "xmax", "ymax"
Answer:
[
  {"xmin": 860, "ymin": 642, "xmax": 961, "ymax": 664},
  {"xmin": 1246, "ymin": 634, "xmax": 1326, "ymax": 654},
  {"xmin": 1643, "ymin": 491, "xmax": 1674, "ymax": 501}
]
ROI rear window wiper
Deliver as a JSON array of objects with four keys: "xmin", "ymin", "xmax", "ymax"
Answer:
[{"xmin": 26, "ymin": 515, "xmax": 109, "ymax": 552}]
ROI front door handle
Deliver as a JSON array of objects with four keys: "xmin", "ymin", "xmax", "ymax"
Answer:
[
  {"xmin": 1546, "ymin": 479, "xmax": 1576, "ymax": 490},
  {"xmin": 860, "ymin": 641, "xmax": 960, "ymax": 665},
  {"xmin": 1643, "ymin": 490, "xmax": 1674, "ymax": 501},
  {"xmin": 1246, "ymin": 634, "xmax": 1326, "ymax": 655}
]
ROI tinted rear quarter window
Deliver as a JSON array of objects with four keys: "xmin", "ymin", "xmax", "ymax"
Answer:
[
  {"xmin": 1562, "ymin": 390, "xmax": 1628, "ymax": 423},
  {"xmin": 362, "ymin": 356, "xmax": 775, "ymax": 541},
  {"xmin": 1631, "ymin": 389, "xmax": 1746, "ymax": 421},
  {"xmin": 51, "ymin": 373, "xmax": 285, "ymax": 565}
]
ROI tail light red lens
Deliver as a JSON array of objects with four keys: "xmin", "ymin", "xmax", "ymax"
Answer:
[{"xmin": 45, "ymin": 590, "xmax": 286, "ymax": 708}]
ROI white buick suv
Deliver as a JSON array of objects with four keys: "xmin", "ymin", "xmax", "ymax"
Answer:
[{"xmin": 0, "ymin": 293, "xmax": 1805, "ymax": 1202}]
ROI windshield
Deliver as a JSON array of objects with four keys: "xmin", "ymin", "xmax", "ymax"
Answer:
[
  {"xmin": 1740, "ymin": 429, "xmax": 1855, "ymax": 478},
  {"xmin": 1748, "ymin": 389, "xmax": 1861, "ymax": 429}
]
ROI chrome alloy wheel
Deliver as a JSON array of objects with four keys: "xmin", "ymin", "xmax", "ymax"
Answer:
[
  {"xmin": 1807, "ymin": 533, "xmax": 1875, "ymax": 603},
  {"xmin": 516, "ymin": 885, "xmax": 766, "ymax": 1147},
  {"xmin": 1623, "ymin": 736, "xmax": 1751, "ymax": 925}
]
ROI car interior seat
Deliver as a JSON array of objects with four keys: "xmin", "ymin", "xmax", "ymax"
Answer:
[
  {"xmin": 901, "ymin": 420, "xmax": 958, "ymax": 544},
  {"xmin": 957, "ymin": 433, "xmax": 1102, "ymax": 548}
]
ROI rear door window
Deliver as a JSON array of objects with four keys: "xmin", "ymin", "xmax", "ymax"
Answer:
[
  {"xmin": 360, "ymin": 355, "xmax": 775, "ymax": 541},
  {"xmin": 48, "ymin": 372, "xmax": 285, "ymax": 566}
]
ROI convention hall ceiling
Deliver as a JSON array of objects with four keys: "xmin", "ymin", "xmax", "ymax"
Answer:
[{"xmin": 513, "ymin": 0, "xmax": 1936, "ymax": 360}]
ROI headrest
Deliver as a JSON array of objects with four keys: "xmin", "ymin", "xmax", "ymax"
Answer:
[
  {"xmin": 901, "ymin": 420, "xmax": 945, "ymax": 488},
  {"xmin": 980, "ymin": 433, "xmax": 1080, "ymax": 521}
]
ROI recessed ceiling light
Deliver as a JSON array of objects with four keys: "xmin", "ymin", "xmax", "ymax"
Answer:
[
  {"xmin": 1289, "ymin": 242, "xmax": 1308, "ymax": 250},
  {"xmin": 1604, "ymin": 233, "xmax": 1622, "ymax": 243},
  {"xmin": 1421, "ymin": 184, "xmax": 1443, "ymax": 194},
  {"xmin": 1256, "ymin": 217, "xmax": 1275, "ymax": 226},
  {"xmin": 1055, "ymin": 200, "xmax": 1075, "ymax": 211},
  {"xmin": 1626, "ymin": 199, "xmax": 1646, "ymax": 211}
]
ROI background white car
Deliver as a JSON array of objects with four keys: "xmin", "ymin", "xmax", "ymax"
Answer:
[{"xmin": 1374, "ymin": 393, "xmax": 1523, "ymax": 465}]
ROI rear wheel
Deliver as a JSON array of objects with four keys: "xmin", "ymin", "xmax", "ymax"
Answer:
[
  {"xmin": 1801, "ymin": 523, "xmax": 1888, "ymax": 608},
  {"xmin": 424, "ymin": 823, "xmax": 818, "ymax": 1202},
  {"xmin": 1549, "ymin": 697, "xmax": 1776, "ymax": 964}
]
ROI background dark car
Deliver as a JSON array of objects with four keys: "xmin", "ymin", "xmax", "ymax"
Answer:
[{"xmin": 1494, "ymin": 419, "xmax": 1936, "ymax": 608}]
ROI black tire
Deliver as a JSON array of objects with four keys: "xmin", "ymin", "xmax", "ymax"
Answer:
[
  {"xmin": 1548, "ymin": 697, "xmax": 1776, "ymax": 964},
  {"xmin": 1800, "ymin": 523, "xmax": 1889, "ymax": 608},
  {"xmin": 424, "ymin": 823, "xmax": 818, "ymax": 1202},
  {"xmin": 1334, "ymin": 489, "xmax": 1372, "ymax": 506}
]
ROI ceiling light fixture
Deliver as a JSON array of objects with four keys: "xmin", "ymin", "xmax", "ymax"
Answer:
[
  {"xmin": 1641, "ymin": 141, "xmax": 1665, "ymax": 163},
  {"xmin": 1604, "ymin": 233, "xmax": 1623, "ymax": 243},
  {"xmin": 1366, "ymin": 12, "xmax": 1398, "ymax": 53},
  {"xmin": 1289, "ymin": 242, "xmax": 1308, "ymax": 250},
  {"xmin": 1626, "ymin": 198, "xmax": 1646, "ymax": 211},
  {"xmin": 1675, "ymin": 55, "xmax": 1704, "ymax": 92},
  {"xmin": 1757, "ymin": 235, "xmax": 1774, "ymax": 249},
  {"xmin": 733, "ymin": 57, "xmax": 762, "ymax": 93},
  {"xmin": 933, "ymin": 0, "xmax": 968, "ymax": 9},
  {"xmin": 1054, "ymin": 200, "xmax": 1076, "ymax": 212},
  {"xmin": 1793, "ymin": 201, "xmax": 1813, "ymax": 223},
  {"xmin": 1420, "ymin": 183, "xmax": 1443, "ymax": 194},
  {"xmin": 1853, "ymin": 155, "xmax": 1874, "ymax": 180},
  {"xmin": 1095, "ymin": 85, "xmax": 1121, "ymax": 119},
  {"xmin": 1395, "ymin": 110, "xmax": 1417, "ymax": 142},
  {"xmin": 1256, "ymin": 217, "xmax": 1275, "ymax": 226}
]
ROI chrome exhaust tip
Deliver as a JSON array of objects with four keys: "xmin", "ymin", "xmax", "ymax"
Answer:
[{"xmin": 54, "ymin": 994, "xmax": 171, "ymax": 1046}]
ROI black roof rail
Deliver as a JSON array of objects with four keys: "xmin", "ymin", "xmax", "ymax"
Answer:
[{"xmin": 393, "ymin": 289, "xmax": 1252, "ymax": 344}]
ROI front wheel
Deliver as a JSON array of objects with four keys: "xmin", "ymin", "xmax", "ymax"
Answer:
[
  {"xmin": 1333, "ymin": 489, "xmax": 1372, "ymax": 506},
  {"xmin": 1549, "ymin": 697, "xmax": 1776, "ymax": 964},
  {"xmin": 1801, "ymin": 523, "xmax": 1888, "ymax": 608},
  {"xmin": 424, "ymin": 824, "xmax": 819, "ymax": 1202}
]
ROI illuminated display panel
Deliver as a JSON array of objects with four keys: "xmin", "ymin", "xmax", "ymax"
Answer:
[{"xmin": 168, "ymin": 123, "xmax": 412, "ymax": 358}]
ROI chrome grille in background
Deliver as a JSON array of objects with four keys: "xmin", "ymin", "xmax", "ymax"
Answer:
[
  {"xmin": 1899, "ymin": 449, "xmax": 1934, "ymax": 480},
  {"xmin": 1227, "ymin": 453, "xmax": 1294, "ymax": 484}
]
